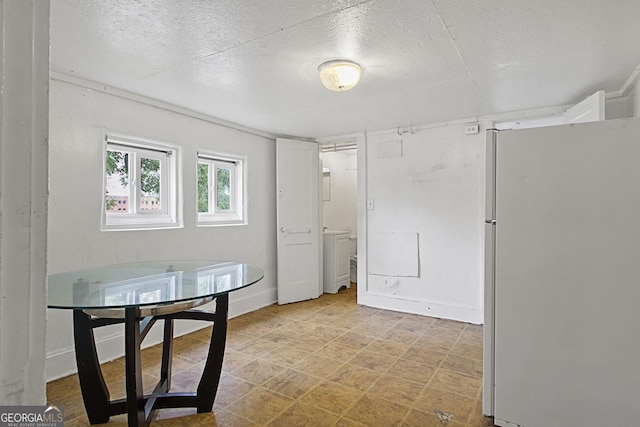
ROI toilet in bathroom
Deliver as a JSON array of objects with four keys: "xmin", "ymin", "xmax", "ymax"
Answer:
[{"xmin": 350, "ymin": 254, "xmax": 357, "ymax": 283}]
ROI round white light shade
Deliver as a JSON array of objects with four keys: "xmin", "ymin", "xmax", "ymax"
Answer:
[{"xmin": 318, "ymin": 60, "xmax": 362, "ymax": 92}]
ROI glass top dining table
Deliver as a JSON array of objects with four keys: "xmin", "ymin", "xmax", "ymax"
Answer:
[
  {"xmin": 48, "ymin": 260, "xmax": 264, "ymax": 312},
  {"xmin": 47, "ymin": 260, "xmax": 264, "ymax": 427}
]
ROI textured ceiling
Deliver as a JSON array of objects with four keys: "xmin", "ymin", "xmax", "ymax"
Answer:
[{"xmin": 50, "ymin": 0, "xmax": 640, "ymax": 139}]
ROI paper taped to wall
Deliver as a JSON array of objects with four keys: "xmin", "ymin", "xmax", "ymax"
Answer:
[
  {"xmin": 369, "ymin": 231, "xmax": 419, "ymax": 277},
  {"xmin": 377, "ymin": 140, "xmax": 402, "ymax": 158}
]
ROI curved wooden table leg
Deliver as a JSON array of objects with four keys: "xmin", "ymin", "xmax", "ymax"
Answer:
[
  {"xmin": 196, "ymin": 293, "xmax": 229, "ymax": 412},
  {"xmin": 73, "ymin": 310, "xmax": 111, "ymax": 424}
]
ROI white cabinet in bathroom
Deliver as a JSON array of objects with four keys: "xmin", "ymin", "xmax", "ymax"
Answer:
[{"xmin": 323, "ymin": 230, "xmax": 351, "ymax": 294}]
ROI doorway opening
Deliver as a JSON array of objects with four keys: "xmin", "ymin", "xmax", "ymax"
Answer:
[{"xmin": 320, "ymin": 142, "xmax": 358, "ymax": 299}]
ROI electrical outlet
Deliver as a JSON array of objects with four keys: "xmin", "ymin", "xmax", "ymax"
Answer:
[
  {"xmin": 367, "ymin": 198, "xmax": 375, "ymax": 210},
  {"xmin": 464, "ymin": 124, "xmax": 480, "ymax": 135}
]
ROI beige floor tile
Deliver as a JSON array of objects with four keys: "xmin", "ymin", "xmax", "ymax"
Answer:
[
  {"xmin": 333, "ymin": 331, "xmax": 375, "ymax": 349},
  {"xmin": 225, "ymin": 331, "xmax": 257, "ymax": 350},
  {"xmin": 425, "ymin": 324, "xmax": 464, "ymax": 342},
  {"xmin": 343, "ymin": 394, "xmax": 411, "ymax": 427},
  {"xmin": 433, "ymin": 318, "xmax": 467, "ymax": 331},
  {"xmin": 393, "ymin": 316, "xmax": 435, "ymax": 333},
  {"xmin": 232, "ymin": 358, "xmax": 287, "ymax": 386},
  {"xmin": 299, "ymin": 380, "xmax": 363, "ymax": 416},
  {"xmin": 152, "ymin": 408, "xmax": 204, "ymax": 424},
  {"xmin": 302, "ymin": 311, "xmax": 335, "ymax": 325},
  {"xmin": 402, "ymin": 408, "xmax": 466, "ymax": 427},
  {"xmin": 441, "ymin": 354, "xmax": 483, "ymax": 378},
  {"xmin": 234, "ymin": 337, "xmax": 282, "ymax": 358},
  {"xmin": 413, "ymin": 334, "xmax": 458, "ymax": 353},
  {"xmin": 276, "ymin": 319, "xmax": 319, "ymax": 335},
  {"xmin": 386, "ymin": 358, "xmax": 436, "ymax": 385},
  {"xmin": 263, "ymin": 368, "xmax": 323, "ymax": 399},
  {"xmin": 169, "ymin": 365, "xmax": 206, "ymax": 393},
  {"xmin": 325, "ymin": 316, "xmax": 364, "ymax": 330},
  {"xmin": 260, "ymin": 328, "xmax": 301, "ymax": 344},
  {"xmin": 363, "ymin": 338, "xmax": 410, "ymax": 357},
  {"xmin": 450, "ymin": 342, "xmax": 484, "ymax": 361},
  {"xmin": 326, "ymin": 364, "xmax": 382, "ymax": 392},
  {"xmin": 51, "ymin": 392, "xmax": 90, "ymax": 422},
  {"xmin": 457, "ymin": 328, "xmax": 484, "ymax": 347},
  {"xmin": 380, "ymin": 328, "xmax": 423, "ymax": 345},
  {"xmin": 164, "ymin": 353, "xmax": 202, "ymax": 375},
  {"xmin": 428, "ymin": 369, "xmax": 482, "ymax": 399},
  {"xmin": 349, "ymin": 348, "xmax": 398, "ymax": 372},
  {"xmin": 173, "ymin": 341, "xmax": 210, "ymax": 363},
  {"xmin": 225, "ymin": 387, "xmax": 293, "ymax": 425},
  {"xmin": 349, "ymin": 321, "xmax": 394, "ymax": 338},
  {"xmin": 366, "ymin": 374, "xmax": 425, "ymax": 406},
  {"xmin": 307, "ymin": 324, "xmax": 349, "ymax": 340},
  {"xmin": 293, "ymin": 354, "xmax": 343, "ymax": 379},
  {"xmin": 287, "ymin": 334, "xmax": 331, "ymax": 353},
  {"xmin": 334, "ymin": 417, "xmax": 369, "ymax": 427},
  {"xmin": 221, "ymin": 349, "xmax": 256, "ymax": 373},
  {"xmin": 415, "ymin": 387, "xmax": 477, "ymax": 424},
  {"xmin": 317, "ymin": 340, "xmax": 362, "ymax": 362},
  {"xmin": 211, "ymin": 373, "xmax": 256, "ymax": 408},
  {"xmin": 266, "ymin": 401, "xmax": 339, "ymax": 427},
  {"xmin": 186, "ymin": 325, "xmax": 213, "ymax": 342},
  {"xmin": 230, "ymin": 321, "xmax": 274, "ymax": 338},
  {"xmin": 172, "ymin": 335, "xmax": 208, "ymax": 354},
  {"xmin": 257, "ymin": 315, "xmax": 290, "ymax": 329},
  {"xmin": 46, "ymin": 374, "xmax": 81, "ymax": 400},
  {"xmin": 371, "ymin": 309, "xmax": 408, "ymax": 322},
  {"xmin": 401, "ymin": 346, "xmax": 448, "ymax": 368},
  {"xmin": 212, "ymin": 409, "xmax": 258, "ymax": 427},
  {"xmin": 260, "ymin": 345, "xmax": 311, "ymax": 367},
  {"xmin": 61, "ymin": 417, "xmax": 93, "ymax": 426}
]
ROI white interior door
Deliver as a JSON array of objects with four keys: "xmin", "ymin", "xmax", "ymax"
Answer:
[
  {"xmin": 562, "ymin": 90, "xmax": 605, "ymax": 123},
  {"xmin": 276, "ymin": 138, "xmax": 321, "ymax": 304}
]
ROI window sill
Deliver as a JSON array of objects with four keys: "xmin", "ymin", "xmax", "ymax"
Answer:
[
  {"xmin": 196, "ymin": 220, "xmax": 247, "ymax": 228},
  {"xmin": 102, "ymin": 217, "xmax": 183, "ymax": 231}
]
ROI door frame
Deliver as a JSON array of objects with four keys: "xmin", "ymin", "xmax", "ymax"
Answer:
[{"xmin": 316, "ymin": 133, "xmax": 368, "ymax": 304}]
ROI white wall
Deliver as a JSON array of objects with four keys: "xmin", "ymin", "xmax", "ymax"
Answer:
[
  {"xmin": 632, "ymin": 80, "xmax": 640, "ymax": 117},
  {"xmin": 361, "ymin": 125, "xmax": 484, "ymax": 324},
  {"xmin": 321, "ymin": 150, "xmax": 357, "ymax": 255},
  {"xmin": 46, "ymin": 79, "xmax": 277, "ymax": 380}
]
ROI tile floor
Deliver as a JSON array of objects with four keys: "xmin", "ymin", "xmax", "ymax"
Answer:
[{"xmin": 47, "ymin": 286, "xmax": 495, "ymax": 426}]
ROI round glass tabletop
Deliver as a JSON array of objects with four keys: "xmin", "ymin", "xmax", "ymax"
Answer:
[{"xmin": 47, "ymin": 260, "xmax": 264, "ymax": 310}]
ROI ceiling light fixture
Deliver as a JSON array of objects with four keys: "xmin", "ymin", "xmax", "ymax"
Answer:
[{"xmin": 318, "ymin": 60, "xmax": 362, "ymax": 92}]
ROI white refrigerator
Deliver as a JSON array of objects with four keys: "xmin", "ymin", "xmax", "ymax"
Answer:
[{"xmin": 483, "ymin": 118, "xmax": 640, "ymax": 427}]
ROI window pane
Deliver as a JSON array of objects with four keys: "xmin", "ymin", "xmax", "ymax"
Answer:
[
  {"xmin": 105, "ymin": 150, "xmax": 130, "ymax": 213},
  {"xmin": 139, "ymin": 157, "xmax": 161, "ymax": 211},
  {"xmin": 216, "ymin": 167, "xmax": 231, "ymax": 211},
  {"xmin": 197, "ymin": 163, "xmax": 209, "ymax": 213}
]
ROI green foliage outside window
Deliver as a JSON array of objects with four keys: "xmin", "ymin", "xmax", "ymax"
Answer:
[
  {"xmin": 216, "ymin": 168, "xmax": 231, "ymax": 210},
  {"xmin": 105, "ymin": 151, "xmax": 128, "ymax": 210},
  {"xmin": 198, "ymin": 163, "xmax": 209, "ymax": 213},
  {"xmin": 105, "ymin": 150, "xmax": 161, "ymax": 211}
]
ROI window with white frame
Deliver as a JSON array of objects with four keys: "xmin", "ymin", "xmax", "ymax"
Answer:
[
  {"xmin": 103, "ymin": 135, "xmax": 181, "ymax": 230},
  {"xmin": 197, "ymin": 152, "xmax": 245, "ymax": 225}
]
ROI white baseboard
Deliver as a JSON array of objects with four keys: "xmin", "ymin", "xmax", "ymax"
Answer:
[
  {"xmin": 45, "ymin": 287, "xmax": 277, "ymax": 382},
  {"xmin": 363, "ymin": 291, "xmax": 483, "ymax": 325}
]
